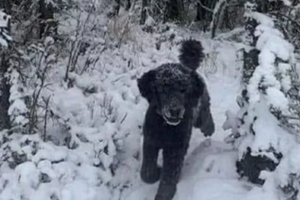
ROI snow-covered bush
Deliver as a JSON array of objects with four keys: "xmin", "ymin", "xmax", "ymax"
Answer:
[
  {"xmin": 56, "ymin": 0, "xmax": 113, "ymax": 82},
  {"xmin": 224, "ymin": 5, "xmax": 300, "ymax": 199},
  {"xmin": 0, "ymin": 1, "xmax": 145, "ymax": 199},
  {"xmin": 0, "ymin": 36, "xmax": 135, "ymax": 200},
  {"xmin": 6, "ymin": 36, "xmax": 56, "ymax": 133},
  {"xmin": 0, "ymin": 132, "xmax": 113, "ymax": 200}
]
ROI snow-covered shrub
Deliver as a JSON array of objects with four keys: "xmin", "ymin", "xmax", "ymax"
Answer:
[
  {"xmin": 57, "ymin": 0, "xmax": 112, "ymax": 81},
  {"xmin": 0, "ymin": 1, "xmax": 146, "ymax": 199},
  {"xmin": 6, "ymin": 36, "xmax": 57, "ymax": 134},
  {"xmin": 0, "ymin": 132, "xmax": 113, "ymax": 200},
  {"xmin": 107, "ymin": 7, "xmax": 140, "ymax": 47},
  {"xmin": 0, "ymin": 27, "xmax": 143, "ymax": 200},
  {"xmin": 224, "ymin": 6, "xmax": 299, "ymax": 185}
]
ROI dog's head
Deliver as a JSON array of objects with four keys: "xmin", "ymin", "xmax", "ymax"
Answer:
[{"xmin": 137, "ymin": 64, "xmax": 204, "ymax": 126}]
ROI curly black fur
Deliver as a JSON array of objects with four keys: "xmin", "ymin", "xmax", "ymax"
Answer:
[
  {"xmin": 137, "ymin": 39, "xmax": 215, "ymax": 200},
  {"xmin": 179, "ymin": 39, "xmax": 204, "ymax": 71}
]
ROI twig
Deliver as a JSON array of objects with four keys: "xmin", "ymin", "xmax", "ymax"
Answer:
[
  {"xmin": 120, "ymin": 113, "xmax": 128, "ymax": 124},
  {"xmin": 43, "ymin": 96, "xmax": 51, "ymax": 141},
  {"xmin": 269, "ymin": 11, "xmax": 300, "ymax": 29},
  {"xmin": 198, "ymin": 0, "xmax": 214, "ymax": 13}
]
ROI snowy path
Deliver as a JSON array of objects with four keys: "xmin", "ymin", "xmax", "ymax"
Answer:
[{"xmin": 122, "ymin": 74, "xmax": 255, "ymax": 200}]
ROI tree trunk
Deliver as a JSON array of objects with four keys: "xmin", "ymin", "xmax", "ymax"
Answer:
[
  {"xmin": 140, "ymin": 0, "xmax": 148, "ymax": 24},
  {"xmin": 196, "ymin": 0, "xmax": 217, "ymax": 22},
  {"xmin": 126, "ymin": 0, "xmax": 131, "ymax": 10},
  {"xmin": 196, "ymin": 2, "xmax": 202, "ymax": 21},
  {"xmin": 114, "ymin": 0, "xmax": 121, "ymax": 15},
  {"xmin": 164, "ymin": 0, "xmax": 184, "ymax": 21},
  {"xmin": 39, "ymin": 0, "xmax": 57, "ymax": 38},
  {"xmin": 0, "ymin": 7, "xmax": 11, "ymax": 130},
  {"xmin": 0, "ymin": 53, "xmax": 11, "ymax": 130},
  {"xmin": 243, "ymin": 0, "xmax": 260, "ymax": 85}
]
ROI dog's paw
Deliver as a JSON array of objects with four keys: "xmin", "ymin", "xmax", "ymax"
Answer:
[
  {"xmin": 141, "ymin": 166, "xmax": 161, "ymax": 184},
  {"xmin": 202, "ymin": 121, "xmax": 215, "ymax": 137},
  {"xmin": 155, "ymin": 184, "xmax": 177, "ymax": 200}
]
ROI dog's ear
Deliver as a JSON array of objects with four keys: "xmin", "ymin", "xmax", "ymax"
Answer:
[
  {"xmin": 190, "ymin": 72, "xmax": 205, "ymax": 104},
  {"xmin": 137, "ymin": 70, "xmax": 156, "ymax": 102}
]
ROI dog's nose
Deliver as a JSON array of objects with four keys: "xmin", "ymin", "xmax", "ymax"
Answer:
[{"xmin": 169, "ymin": 108, "xmax": 180, "ymax": 117}]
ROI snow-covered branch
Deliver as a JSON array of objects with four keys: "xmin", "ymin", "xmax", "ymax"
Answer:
[{"xmin": 0, "ymin": 10, "xmax": 11, "ymax": 48}]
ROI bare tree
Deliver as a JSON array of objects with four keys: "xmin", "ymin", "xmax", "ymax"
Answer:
[{"xmin": 140, "ymin": 0, "xmax": 148, "ymax": 24}]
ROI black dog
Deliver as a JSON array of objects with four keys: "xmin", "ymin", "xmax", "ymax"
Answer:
[{"xmin": 137, "ymin": 39, "xmax": 215, "ymax": 200}]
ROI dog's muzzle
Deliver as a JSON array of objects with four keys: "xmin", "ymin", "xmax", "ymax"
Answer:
[{"xmin": 163, "ymin": 108, "xmax": 184, "ymax": 126}]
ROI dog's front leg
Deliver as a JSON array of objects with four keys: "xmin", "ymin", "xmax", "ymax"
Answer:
[
  {"xmin": 197, "ymin": 105, "xmax": 215, "ymax": 137},
  {"xmin": 140, "ymin": 137, "xmax": 161, "ymax": 184},
  {"xmin": 193, "ymin": 88, "xmax": 215, "ymax": 136},
  {"xmin": 155, "ymin": 146, "xmax": 186, "ymax": 200}
]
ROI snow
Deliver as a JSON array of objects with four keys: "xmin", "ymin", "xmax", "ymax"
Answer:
[
  {"xmin": 273, "ymin": 145, "xmax": 300, "ymax": 194},
  {"xmin": 1, "ymin": 4, "xmax": 300, "ymax": 200},
  {"xmin": 124, "ymin": 141, "xmax": 243, "ymax": 200},
  {"xmin": 248, "ymin": 12, "xmax": 274, "ymax": 27},
  {"xmin": 281, "ymin": 0, "xmax": 292, "ymax": 6},
  {"xmin": 250, "ymin": 101, "xmax": 295, "ymax": 158},
  {"xmin": 0, "ymin": 28, "xmax": 272, "ymax": 200},
  {"xmin": 0, "ymin": 26, "xmax": 276, "ymax": 200},
  {"xmin": 247, "ymin": 21, "xmax": 293, "ymax": 111},
  {"xmin": 266, "ymin": 88, "xmax": 289, "ymax": 110},
  {"xmin": 0, "ymin": 37, "xmax": 8, "ymax": 47},
  {"xmin": 0, "ymin": 11, "xmax": 10, "ymax": 28},
  {"xmin": 0, "ymin": 11, "xmax": 11, "ymax": 47},
  {"xmin": 255, "ymin": 25, "xmax": 293, "ymax": 61},
  {"xmin": 0, "ymin": 135, "xmax": 113, "ymax": 200}
]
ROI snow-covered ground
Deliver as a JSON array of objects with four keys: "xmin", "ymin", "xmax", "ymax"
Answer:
[{"xmin": 0, "ymin": 18, "xmax": 282, "ymax": 199}]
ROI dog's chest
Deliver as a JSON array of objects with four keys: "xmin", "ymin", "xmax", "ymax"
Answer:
[{"xmin": 157, "ymin": 120, "xmax": 192, "ymax": 144}]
